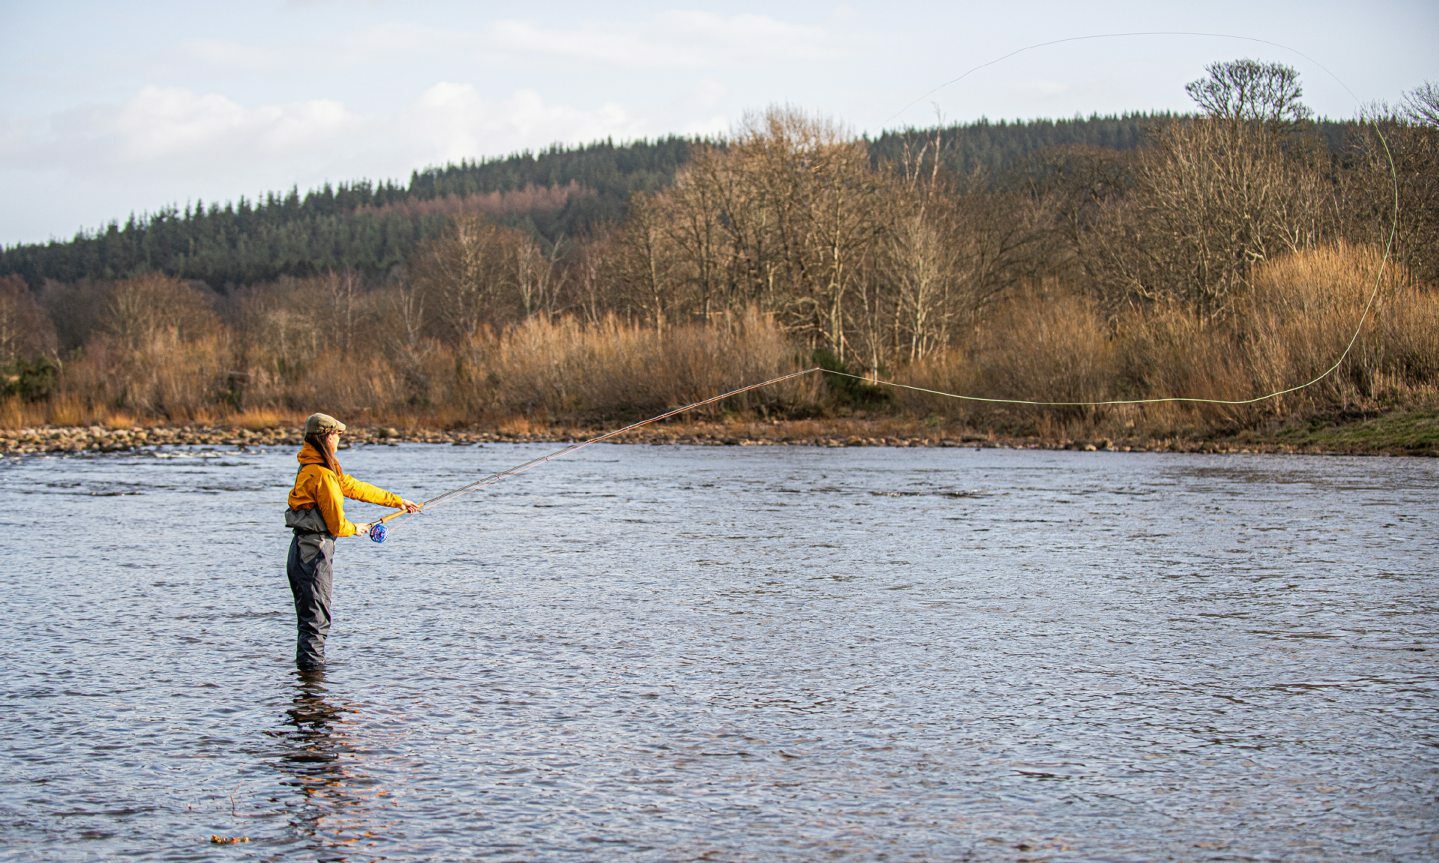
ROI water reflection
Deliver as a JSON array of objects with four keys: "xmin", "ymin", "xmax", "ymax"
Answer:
[{"xmin": 273, "ymin": 669, "xmax": 386, "ymax": 860}]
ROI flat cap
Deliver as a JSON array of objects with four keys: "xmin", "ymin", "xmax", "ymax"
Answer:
[{"xmin": 304, "ymin": 413, "xmax": 347, "ymax": 436}]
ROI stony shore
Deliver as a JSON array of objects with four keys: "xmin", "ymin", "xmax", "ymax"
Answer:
[{"xmin": 2, "ymin": 419, "xmax": 1421, "ymax": 457}]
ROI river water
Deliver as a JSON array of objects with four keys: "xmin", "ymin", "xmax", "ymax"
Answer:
[{"xmin": 0, "ymin": 443, "xmax": 1435, "ymax": 861}]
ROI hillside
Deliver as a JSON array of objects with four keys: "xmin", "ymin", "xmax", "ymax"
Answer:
[{"xmin": 0, "ymin": 114, "xmax": 1217, "ymax": 289}]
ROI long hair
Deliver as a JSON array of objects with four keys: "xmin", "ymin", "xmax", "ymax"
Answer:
[{"xmin": 303, "ymin": 432, "xmax": 344, "ymax": 478}]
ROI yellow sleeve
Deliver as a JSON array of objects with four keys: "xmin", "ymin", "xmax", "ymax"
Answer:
[
  {"xmin": 316, "ymin": 470, "xmax": 360, "ymax": 537},
  {"xmin": 339, "ymin": 473, "xmax": 404, "ymax": 509}
]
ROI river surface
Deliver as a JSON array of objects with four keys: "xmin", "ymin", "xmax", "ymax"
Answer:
[{"xmin": 0, "ymin": 443, "xmax": 1435, "ymax": 862}]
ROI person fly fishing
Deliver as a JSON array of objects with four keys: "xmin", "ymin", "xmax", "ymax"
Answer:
[{"xmin": 285, "ymin": 413, "xmax": 422, "ymax": 671}]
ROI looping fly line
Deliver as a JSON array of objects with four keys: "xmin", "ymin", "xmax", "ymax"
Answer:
[{"xmin": 372, "ymin": 32, "xmax": 1400, "ymax": 531}]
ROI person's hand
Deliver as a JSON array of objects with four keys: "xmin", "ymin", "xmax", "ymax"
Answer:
[
  {"xmin": 400, "ymin": 499, "xmax": 423, "ymax": 513},
  {"xmin": 353, "ymin": 522, "xmax": 372, "ymax": 537}
]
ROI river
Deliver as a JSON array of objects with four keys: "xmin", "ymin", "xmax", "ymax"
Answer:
[{"xmin": 1, "ymin": 443, "xmax": 1435, "ymax": 861}]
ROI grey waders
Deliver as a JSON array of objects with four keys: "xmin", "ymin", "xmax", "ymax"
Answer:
[{"xmin": 285, "ymin": 507, "xmax": 334, "ymax": 670}]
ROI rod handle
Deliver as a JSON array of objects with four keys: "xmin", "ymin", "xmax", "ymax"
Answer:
[{"xmin": 377, "ymin": 504, "xmax": 420, "ymax": 526}]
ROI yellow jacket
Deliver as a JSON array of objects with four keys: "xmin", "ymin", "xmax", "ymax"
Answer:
[{"xmin": 287, "ymin": 441, "xmax": 403, "ymax": 537}]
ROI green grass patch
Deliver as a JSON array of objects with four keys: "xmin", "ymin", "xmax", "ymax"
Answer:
[{"xmin": 1232, "ymin": 407, "xmax": 1439, "ymax": 455}]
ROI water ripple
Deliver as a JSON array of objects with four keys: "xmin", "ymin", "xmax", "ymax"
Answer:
[{"xmin": 0, "ymin": 446, "xmax": 1435, "ymax": 861}]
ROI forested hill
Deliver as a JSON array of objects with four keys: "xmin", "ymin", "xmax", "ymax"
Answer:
[
  {"xmin": 0, "ymin": 113, "xmax": 1351, "ymax": 289},
  {"xmin": 0, "ymin": 135, "xmax": 696, "ymax": 289}
]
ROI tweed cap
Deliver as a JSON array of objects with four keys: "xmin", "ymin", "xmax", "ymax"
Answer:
[{"xmin": 304, "ymin": 413, "xmax": 347, "ymax": 436}]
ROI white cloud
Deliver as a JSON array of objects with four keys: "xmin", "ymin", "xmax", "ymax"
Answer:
[
  {"xmin": 169, "ymin": 23, "xmax": 463, "ymax": 80},
  {"xmin": 402, "ymin": 83, "xmax": 653, "ymax": 165},
  {"xmin": 264, "ymin": 98, "xmax": 357, "ymax": 151},
  {"xmin": 3, "ymin": 81, "xmax": 657, "ymax": 202},
  {"xmin": 0, "ymin": 84, "xmax": 365, "ymax": 212},
  {"xmin": 0, "ymin": 115, "xmax": 39, "ymax": 161},
  {"xmin": 113, "ymin": 88, "xmax": 250, "ymax": 160},
  {"xmin": 100, "ymin": 87, "xmax": 359, "ymax": 164},
  {"xmin": 4, "ymin": 2, "xmax": 844, "ymax": 241}
]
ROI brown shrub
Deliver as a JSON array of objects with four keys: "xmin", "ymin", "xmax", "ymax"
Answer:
[
  {"xmin": 1110, "ymin": 302, "xmax": 1252, "ymax": 431},
  {"xmin": 467, "ymin": 307, "xmax": 818, "ymax": 424},
  {"xmin": 61, "ymin": 275, "xmax": 236, "ymax": 420},
  {"xmin": 1237, "ymin": 242, "xmax": 1435, "ymax": 413},
  {"xmin": 895, "ymin": 283, "xmax": 1116, "ymax": 430}
]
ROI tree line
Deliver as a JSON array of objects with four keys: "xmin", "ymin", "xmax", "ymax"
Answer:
[
  {"xmin": 4, "ymin": 117, "xmax": 1193, "ymax": 289},
  {"xmin": 1, "ymin": 62, "xmax": 1435, "ymax": 436}
]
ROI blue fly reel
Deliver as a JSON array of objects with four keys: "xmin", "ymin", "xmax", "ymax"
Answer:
[{"xmin": 369, "ymin": 522, "xmax": 388, "ymax": 543}]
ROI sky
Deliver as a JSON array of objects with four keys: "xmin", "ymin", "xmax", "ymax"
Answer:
[{"xmin": 1, "ymin": 0, "xmax": 1434, "ymax": 247}]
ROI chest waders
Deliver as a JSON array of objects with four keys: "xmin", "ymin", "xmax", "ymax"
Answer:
[{"xmin": 285, "ymin": 482, "xmax": 335, "ymax": 671}]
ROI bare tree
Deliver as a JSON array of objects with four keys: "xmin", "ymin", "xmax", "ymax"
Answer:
[
  {"xmin": 1079, "ymin": 62, "xmax": 1332, "ymax": 321},
  {"xmin": 1099, "ymin": 116, "xmax": 1333, "ymax": 320},
  {"xmin": 663, "ymin": 155, "xmax": 729, "ymax": 321},
  {"xmin": 721, "ymin": 107, "xmax": 885, "ymax": 360},
  {"xmin": 609, "ymin": 193, "xmax": 679, "ymax": 332},
  {"xmin": 0, "ymin": 276, "xmax": 57, "ymax": 363},
  {"xmin": 510, "ymin": 235, "xmax": 564, "ymax": 320},
  {"xmin": 1030, "ymin": 144, "xmax": 1132, "ymax": 294},
  {"xmin": 1185, "ymin": 59, "xmax": 1313, "ymax": 129},
  {"xmin": 881, "ymin": 203, "xmax": 958, "ymax": 362},
  {"xmin": 1402, "ymin": 81, "xmax": 1439, "ymax": 128},
  {"xmin": 225, "ymin": 278, "xmax": 321, "ymax": 406},
  {"xmin": 360, "ymin": 275, "xmax": 435, "ymax": 403},
  {"xmin": 40, "ymin": 280, "xmax": 114, "ymax": 353},
  {"xmin": 97, "ymin": 274, "xmax": 230, "ymax": 416},
  {"xmin": 1396, "ymin": 83, "xmax": 1439, "ymax": 281},
  {"xmin": 1347, "ymin": 82, "xmax": 1439, "ymax": 285},
  {"xmin": 104, "ymin": 274, "xmax": 221, "ymax": 348},
  {"xmin": 410, "ymin": 215, "xmax": 515, "ymax": 343},
  {"xmin": 570, "ymin": 236, "xmax": 612, "ymax": 326},
  {"xmin": 316, "ymin": 269, "xmax": 364, "ymax": 353}
]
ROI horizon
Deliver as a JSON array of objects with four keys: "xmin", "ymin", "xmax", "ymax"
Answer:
[
  {"xmin": 3, "ymin": 1, "xmax": 1435, "ymax": 246},
  {"xmin": 7, "ymin": 108, "xmax": 1207, "ymax": 246}
]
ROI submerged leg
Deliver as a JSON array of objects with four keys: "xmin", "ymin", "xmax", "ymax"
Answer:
[{"xmin": 286, "ymin": 532, "xmax": 334, "ymax": 670}]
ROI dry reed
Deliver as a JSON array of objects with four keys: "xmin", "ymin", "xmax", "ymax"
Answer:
[{"xmin": 8, "ymin": 245, "xmax": 1435, "ymax": 443}]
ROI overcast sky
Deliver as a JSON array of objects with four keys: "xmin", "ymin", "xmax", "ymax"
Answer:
[{"xmin": 1, "ymin": 0, "xmax": 1434, "ymax": 246}]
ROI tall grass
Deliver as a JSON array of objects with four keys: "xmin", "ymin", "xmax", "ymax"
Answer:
[
  {"xmin": 893, "ymin": 282, "xmax": 1118, "ymax": 435},
  {"xmin": 463, "ymin": 307, "xmax": 818, "ymax": 424},
  {"xmin": 207, "ymin": 306, "xmax": 818, "ymax": 430},
  {"xmin": 1237, "ymin": 243, "xmax": 1435, "ymax": 412},
  {"xmin": 893, "ymin": 243, "xmax": 1436, "ymax": 437},
  {"xmin": 3, "ymin": 244, "xmax": 1434, "ymax": 440}
]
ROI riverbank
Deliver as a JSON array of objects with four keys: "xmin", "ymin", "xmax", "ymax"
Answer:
[{"xmin": 3, "ymin": 408, "xmax": 1434, "ymax": 457}]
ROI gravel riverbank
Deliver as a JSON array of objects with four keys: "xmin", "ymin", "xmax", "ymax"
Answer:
[{"xmin": 1, "ymin": 420, "xmax": 1403, "ymax": 457}]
